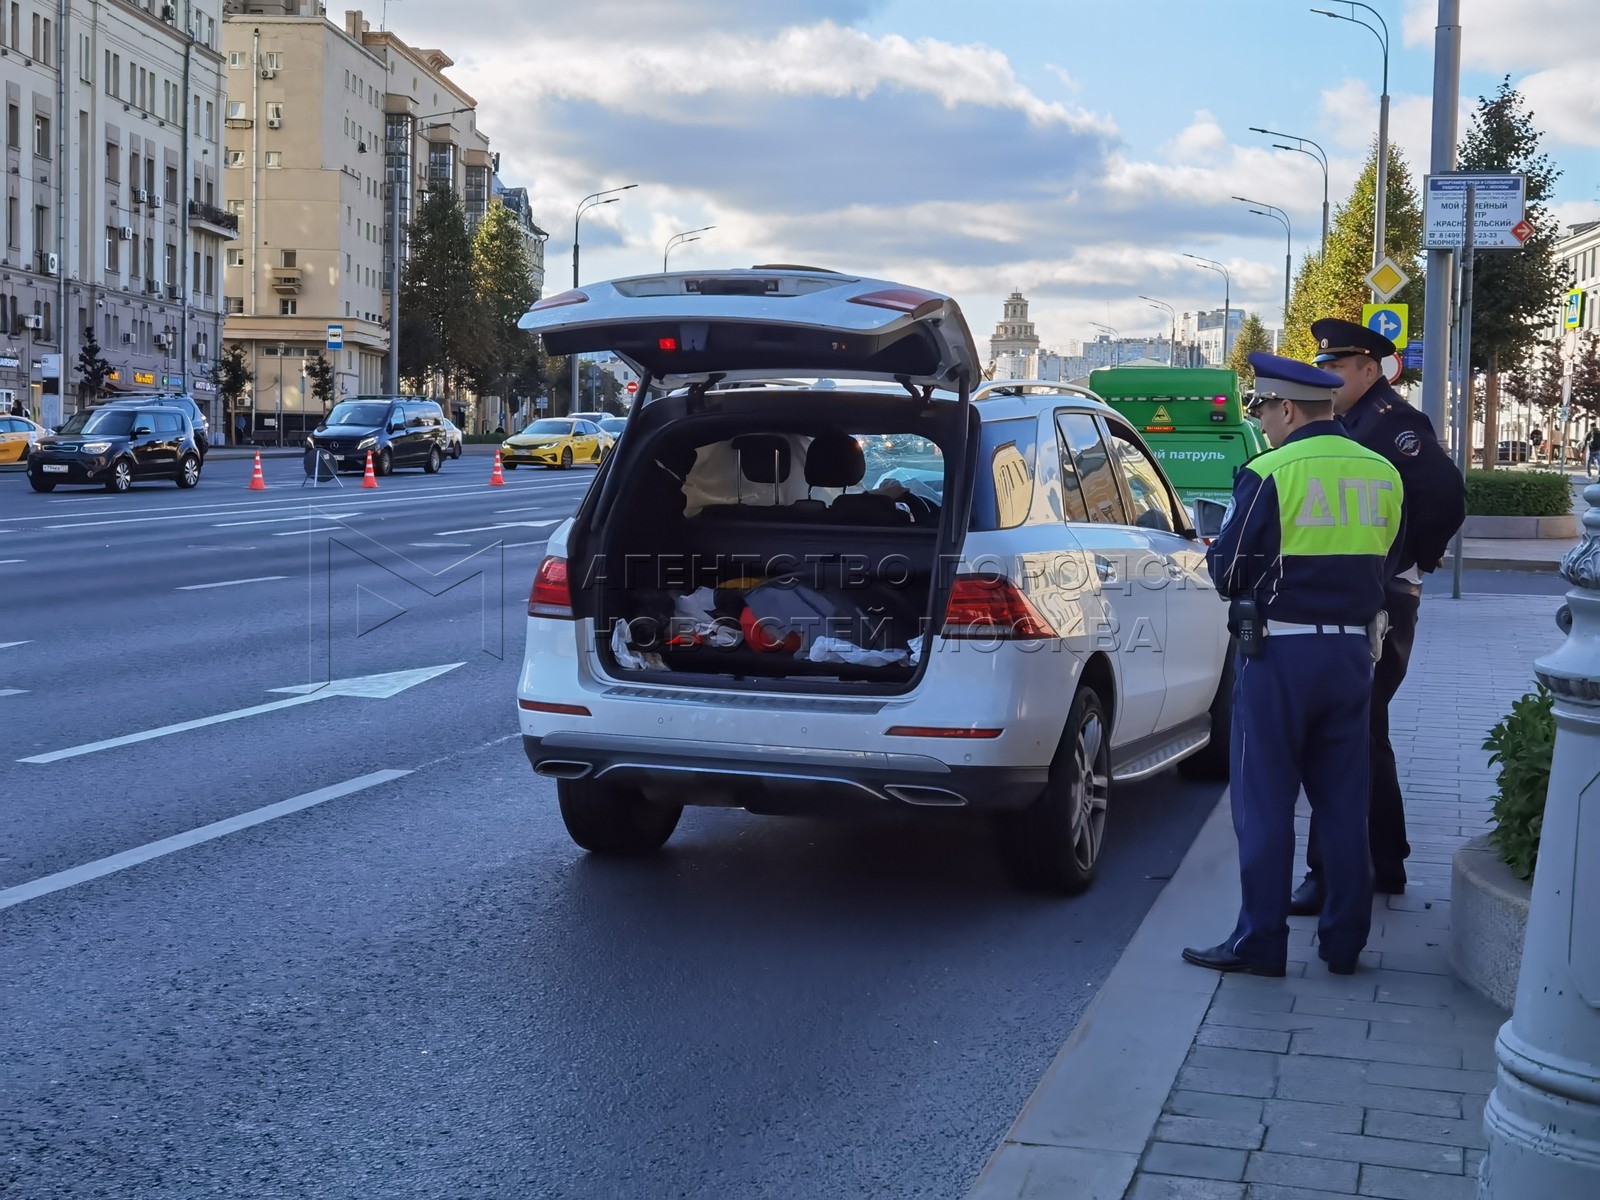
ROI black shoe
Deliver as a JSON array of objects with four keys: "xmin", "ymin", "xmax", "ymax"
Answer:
[
  {"xmin": 1288, "ymin": 876, "xmax": 1325, "ymax": 916},
  {"xmin": 1320, "ymin": 950, "xmax": 1359, "ymax": 975},
  {"xmin": 1182, "ymin": 943, "xmax": 1287, "ymax": 977},
  {"xmin": 1374, "ymin": 872, "xmax": 1406, "ymax": 896}
]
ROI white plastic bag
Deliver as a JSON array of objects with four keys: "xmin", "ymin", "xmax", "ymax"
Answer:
[{"xmin": 805, "ymin": 637, "xmax": 909, "ymax": 669}]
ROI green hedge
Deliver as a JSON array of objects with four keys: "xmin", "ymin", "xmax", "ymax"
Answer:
[
  {"xmin": 1484, "ymin": 686, "xmax": 1554, "ymax": 879},
  {"xmin": 1465, "ymin": 470, "xmax": 1572, "ymax": 517}
]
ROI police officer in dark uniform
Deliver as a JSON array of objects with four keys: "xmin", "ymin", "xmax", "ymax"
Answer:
[
  {"xmin": 1183, "ymin": 353, "xmax": 1405, "ymax": 977},
  {"xmin": 1288, "ymin": 319, "xmax": 1466, "ymax": 914}
]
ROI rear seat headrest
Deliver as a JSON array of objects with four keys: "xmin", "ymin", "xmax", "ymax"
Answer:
[
  {"xmin": 804, "ymin": 431, "xmax": 865, "ymax": 489},
  {"xmin": 731, "ymin": 435, "xmax": 791, "ymax": 483}
]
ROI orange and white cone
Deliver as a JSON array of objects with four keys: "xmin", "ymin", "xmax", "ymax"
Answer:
[
  {"xmin": 489, "ymin": 451, "xmax": 506, "ymax": 486},
  {"xmin": 361, "ymin": 450, "xmax": 379, "ymax": 489},
  {"xmin": 247, "ymin": 451, "xmax": 267, "ymax": 490}
]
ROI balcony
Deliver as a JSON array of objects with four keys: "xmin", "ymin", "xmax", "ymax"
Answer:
[
  {"xmin": 271, "ymin": 267, "xmax": 302, "ymax": 294},
  {"xmin": 188, "ymin": 200, "xmax": 239, "ymax": 239}
]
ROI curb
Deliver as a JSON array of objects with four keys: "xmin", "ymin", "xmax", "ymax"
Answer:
[
  {"xmin": 1449, "ymin": 834, "xmax": 1529, "ymax": 1011},
  {"xmin": 1448, "ymin": 556, "xmax": 1564, "ymax": 575},
  {"xmin": 966, "ymin": 793, "xmax": 1238, "ymax": 1200}
]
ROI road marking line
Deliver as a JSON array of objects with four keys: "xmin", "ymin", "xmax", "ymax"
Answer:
[
  {"xmin": 412, "ymin": 542, "xmax": 471, "ymax": 547},
  {"xmin": 272, "ymin": 526, "xmax": 345, "ymax": 536},
  {"xmin": 0, "ymin": 559, "xmax": 23, "ymax": 564},
  {"xmin": 0, "ymin": 688, "xmax": 26, "ymax": 697},
  {"xmin": 0, "ymin": 770, "xmax": 413, "ymax": 911},
  {"xmin": 214, "ymin": 512, "xmax": 359, "ymax": 528},
  {"xmin": 504, "ymin": 540, "xmax": 551, "ymax": 548},
  {"xmin": 175, "ymin": 575, "xmax": 289, "ymax": 591},
  {"xmin": 434, "ymin": 520, "xmax": 558, "ymax": 535},
  {"xmin": 0, "ymin": 641, "xmax": 31, "ymax": 650}
]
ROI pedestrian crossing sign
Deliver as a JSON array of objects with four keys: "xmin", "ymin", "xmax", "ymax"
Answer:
[{"xmin": 1361, "ymin": 303, "xmax": 1409, "ymax": 351}]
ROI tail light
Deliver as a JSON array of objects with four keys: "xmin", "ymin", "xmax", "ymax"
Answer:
[
  {"xmin": 942, "ymin": 574, "xmax": 1056, "ymax": 640},
  {"xmin": 529, "ymin": 556, "xmax": 573, "ymax": 618}
]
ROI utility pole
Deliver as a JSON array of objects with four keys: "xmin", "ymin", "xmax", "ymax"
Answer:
[
  {"xmin": 1421, "ymin": 0, "xmax": 1461, "ymax": 438},
  {"xmin": 55, "ymin": 0, "xmax": 69, "ymax": 417}
]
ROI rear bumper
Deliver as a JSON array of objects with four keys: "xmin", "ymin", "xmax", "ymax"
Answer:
[{"xmin": 522, "ymin": 731, "xmax": 1048, "ymax": 815}]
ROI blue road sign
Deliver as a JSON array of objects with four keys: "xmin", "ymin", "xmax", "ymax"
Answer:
[
  {"xmin": 1369, "ymin": 308, "xmax": 1402, "ymax": 343},
  {"xmin": 1402, "ymin": 338, "xmax": 1424, "ymax": 370},
  {"xmin": 326, "ymin": 323, "xmax": 344, "ymax": 350},
  {"xmin": 1565, "ymin": 289, "xmax": 1586, "ymax": 330}
]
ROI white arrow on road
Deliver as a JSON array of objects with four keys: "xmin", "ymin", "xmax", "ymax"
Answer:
[
  {"xmin": 17, "ymin": 663, "xmax": 464, "ymax": 765},
  {"xmin": 0, "ymin": 641, "xmax": 30, "ymax": 651}
]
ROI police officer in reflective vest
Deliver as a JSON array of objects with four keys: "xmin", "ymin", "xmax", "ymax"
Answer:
[
  {"xmin": 1183, "ymin": 353, "xmax": 1405, "ymax": 977},
  {"xmin": 1288, "ymin": 319, "xmax": 1466, "ymax": 915}
]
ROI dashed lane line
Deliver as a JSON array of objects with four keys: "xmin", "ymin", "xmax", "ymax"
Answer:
[
  {"xmin": 0, "ymin": 770, "xmax": 413, "ymax": 911},
  {"xmin": 175, "ymin": 576, "xmax": 289, "ymax": 591}
]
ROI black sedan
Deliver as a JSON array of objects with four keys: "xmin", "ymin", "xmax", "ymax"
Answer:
[{"xmin": 28, "ymin": 405, "xmax": 204, "ymax": 492}]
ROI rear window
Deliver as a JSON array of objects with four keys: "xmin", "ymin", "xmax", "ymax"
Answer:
[{"xmin": 969, "ymin": 417, "xmax": 1037, "ymax": 531}]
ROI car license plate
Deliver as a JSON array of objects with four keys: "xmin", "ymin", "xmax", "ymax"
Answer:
[{"xmin": 42, "ymin": 464, "xmax": 68, "ymax": 473}]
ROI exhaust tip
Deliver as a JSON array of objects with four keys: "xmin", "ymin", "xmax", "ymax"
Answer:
[
  {"xmin": 884, "ymin": 784, "xmax": 967, "ymax": 808},
  {"xmin": 534, "ymin": 760, "xmax": 594, "ymax": 780}
]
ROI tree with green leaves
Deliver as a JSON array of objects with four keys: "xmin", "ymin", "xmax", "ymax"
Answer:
[
  {"xmin": 210, "ymin": 344, "xmax": 254, "ymax": 444},
  {"xmin": 1226, "ymin": 313, "xmax": 1273, "ymax": 388},
  {"xmin": 1457, "ymin": 78, "xmax": 1567, "ymax": 470},
  {"xmin": 399, "ymin": 185, "xmax": 486, "ymax": 397},
  {"xmin": 469, "ymin": 203, "xmax": 537, "ymax": 405},
  {"xmin": 76, "ymin": 326, "xmax": 113, "ymax": 401},
  {"xmin": 1282, "ymin": 141, "xmax": 1425, "ymax": 367},
  {"xmin": 305, "ymin": 352, "xmax": 336, "ymax": 410},
  {"xmin": 1572, "ymin": 332, "xmax": 1600, "ymax": 422}
]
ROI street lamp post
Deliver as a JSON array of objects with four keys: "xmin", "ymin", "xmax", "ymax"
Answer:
[
  {"xmin": 1234, "ymin": 196, "xmax": 1293, "ymax": 327},
  {"xmin": 1477, "ymin": 499, "xmax": 1600, "ymax": 1198},
  {"xmin": 276, "ymin": 340, "xmax": 285, "ymax": 448},
  {"xmin": 1139, "ymin": 295, "xmax": 1177, "ymax": 364},
  {"xmin": 1182, "ymin": 253, "xmax": 1233, "ymax": 365},
  {"xmin": 1249, "ymin": 126, "xmax": 1330, "ymax": 260},
  {"xmin": 571, "ymin": 184, "xmax": 638, "ymax": 415},
  {"xmin": 664, "ymin": 225, "xmax": 715, "ymax": 272},
  {"xmin": 1090, "ymin": 322, "xmax": 1121, "ymax": 368},
  {"xmin": 1313, "ymin": 3, "xmax": 1390, "ymax": 299}
]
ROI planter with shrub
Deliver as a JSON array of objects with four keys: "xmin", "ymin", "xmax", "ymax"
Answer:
[
  {"xmin": 1462, "ymin": 471, "xmax": 1578, "ymax": 539},
  {"xmin": 1449, "ymin": 685, "xmax": 1555, "ymax": 1009}
]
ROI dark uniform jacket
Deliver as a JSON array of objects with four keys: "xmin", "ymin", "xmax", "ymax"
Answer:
[
  {"xmin": 1206, "ymin": 420, "xmax": 1406, "ymax": 627},
  {"xmin": 1338, "ymin": 380, "xmax": 1465, "ymax": 578}
]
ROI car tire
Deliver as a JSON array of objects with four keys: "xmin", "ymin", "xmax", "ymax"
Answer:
[
  {"xmin": 377, "ymin": 448, "xmax": 393, "ymax": 477},
  {"xmin": 106, "ymin": 459, "xmax": 133, "ymax": 493},
  {"xmin": 451, "ymin": 443, "xmax": 462, "ymax": 459},
  {"xmin": 424, "ymin": 446, "xmax": 443, "ymax": 474},
  {"xmin": 996, "ymin": 684, "xmax": 1111, "ymax": 896},
  {"xmin": 560, "ymin": 446, "xmax": 573, "ymax": 469},
  {"xmin": 175, "ymin": 453, "xmax": 201, "ymax": 489},
  {"xmin": 557, "ymin": 777, "xmax": 682, "ymax": 856},
  {"xmin": 1178, "ymin": 642, "xmax": 1234, "ymax": 782},
  {"xmin": 28, "ymin": 476, "xmax": 54, "ymax": 492}
]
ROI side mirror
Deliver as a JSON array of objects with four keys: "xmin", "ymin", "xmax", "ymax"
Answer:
[
  {"xmin": 390, "ymin": 421, "xmax": 405, "ymax": 433},
  {"xmin": 132, "ymin": 425, "xmax": 153, "ymax": 437},
  {"xmin": 1193, "ymin": 497, "xmax": 1228, "ymax": 539}
]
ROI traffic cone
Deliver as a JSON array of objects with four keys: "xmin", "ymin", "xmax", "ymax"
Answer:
[
  {"xmin": 489, "ymin": 451, "xmax": 505, "ymax": 487},
  {"xmin": 361, "ymin": 450, "xmax": 379, "ymax": 489},
  {"xmin": 247, "ymin": 451, "xmax": 267, "ymax": 490}
]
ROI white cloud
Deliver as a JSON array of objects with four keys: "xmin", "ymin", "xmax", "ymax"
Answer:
[{"xmin": 1401, "ymin": 0, "xmax": 1600, "ymax": 72}]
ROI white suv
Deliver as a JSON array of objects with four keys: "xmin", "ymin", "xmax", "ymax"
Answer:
[{"xmin": 515, "ymin": 269, "xmax": 1231, "ymax": 894}]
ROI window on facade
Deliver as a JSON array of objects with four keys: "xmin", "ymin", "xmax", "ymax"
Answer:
[
  {"xmin": 225, "ymin": 150, "xmax": 244, "ymax": 168},
  {"xmin": 166, "ymin": 243, "xmax": 178, "ymax": 285},
  {"xmin": 79, "ymin": 32, "xmax": 91, "ymax": 82},
  {"xmin": 165, "ymin": 166, "xmax": 178, "ymax": 202},
  {"xmin": 227, "ymin": 200, "xmax": 245, "ymax": 216},
  {"xmin": 280, "ymin": 299, "xmax": 297, "ymax": 316},
  {"xmin": 7, "ymin": 104, "xmax": 18, "ymax": 151},
  {"xmin": 5, "ymin": 197, "xmax": 16, "ymax": 249},
  {"xmin": 265, "ymin": 151, "xmax": 282, "ymax": 169},
  {"xmin": 227, "ymin": 249, "xmax": 244, "ymax": 267},
  {"xmin": 105, "ymin": 228, "xmax": 120, "ymax": 272},
  {"xmin": 281, "ymin": 250, "xmax": 297, "ymax": 269},
  {"xmin": 33, "ymin": 114, "xmax": 49, "ymax": 160},
  {"xmin": 262, "ymin": 52, "xmax": 281, "ymax": 70},
  {"xmin": 226, "ymin": 100, "xmax": 247, "ymax": 121},
  {"xmin": 226, "ymin": 297, "xmax": 244, "ymax": 315},
  {"xmin": 229, "ymin": 51, "xmax": 244, "ymax": 69},
  {"xmin": 204, "ymin": 254, "xmax": 215, "ymax": 295},
  {"xmin": 267, "ymin": 102, "xmax": 283, "ymax": 123}
]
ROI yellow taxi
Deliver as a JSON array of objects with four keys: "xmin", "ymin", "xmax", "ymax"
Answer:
[
  {"xmin": 0, "ymin": 413, "xmax": 46, "ymax": 464},
  {"xmin": 501, "ymin": 416, "xmax": 612, "ymax": 469}
]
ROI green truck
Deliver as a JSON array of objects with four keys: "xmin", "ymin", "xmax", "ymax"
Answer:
[{"xmin": 1088, "ymin": 366, "xmax": 1269, "ymax": 506}]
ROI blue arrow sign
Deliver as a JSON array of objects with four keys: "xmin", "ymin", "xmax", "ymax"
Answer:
[{"xmin": 1370, "ymin": 310, "xmax": 1400, "ymax": 340}]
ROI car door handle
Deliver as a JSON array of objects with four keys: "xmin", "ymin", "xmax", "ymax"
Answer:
[
  {"xmin": 1095, "ymin": 555, "xmax": 1118, "ymax": 583},
  {"xmin": 1163, "ymin": 556, "xmax": 1186, "ymax": 580}
]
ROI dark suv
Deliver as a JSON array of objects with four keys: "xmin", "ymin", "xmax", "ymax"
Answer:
[
  {"xmin": 103, "ymin": 393, "xmax": 209, "ymax": 457},
  {"xmin": 28, "ymin": 405, "xmax": 204, "ymax": 492},
  {"xmin": 307, "ymin": 396, "xmax": 450, "ymax": 475}
]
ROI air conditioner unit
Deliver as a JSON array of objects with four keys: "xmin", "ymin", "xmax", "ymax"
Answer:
[
  {"xmin": 133, "ymin": 188, "xmax": 149, "ymax": 205},
  {"xmin": 154, "ymin": 332, "xmax": 171, "ymax": 348},
  {"xmin": 193, "ymin": 340, "xmax": 208, "ymax": 359},
  {"xmin": 121, "ymin": 333, "xmax": 133, "ymax": 345},
  {"xmin": 149, "ymin": 194, "xmax": 161, "ymax": 209},
  {"xmin": 161, "ymin": 3, "xmax": 175, "ymax": 21},
  {"xmin": 22, "ymin": 314, "xmax": 42, "ymax": 330},
  {"xmin": 267, "ymin": 117, "xmax": 282, "ymax": 129},
  {"xmin": 45, "ymin": 252, "xmax": 58, "ymax": 275},
  {"xmin": 260, "ymin": 68, "xmax": 277, "ymax": 80},
  {"xmin": 118, "ymin": 225, "xmax": 134, "ymax": 240}
]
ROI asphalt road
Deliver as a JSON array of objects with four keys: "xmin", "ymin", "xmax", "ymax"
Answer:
[{"xmin": 0, "ymin": 455, "xmax": 1563, "ymax": 1199}]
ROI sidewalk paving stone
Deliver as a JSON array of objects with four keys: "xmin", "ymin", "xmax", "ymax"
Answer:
[{"xmin": 967, "ymin": 596, "xmax": 1565, "ymax": 1200}]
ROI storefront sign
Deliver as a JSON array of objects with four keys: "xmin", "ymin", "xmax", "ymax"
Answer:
[
  {"xmin": 134, "ymin": 371, "xmax": 156, "ymax": 386},
  {"xmin": 0, "ymin": 356, "xmax": 19, "ymax": 370}
]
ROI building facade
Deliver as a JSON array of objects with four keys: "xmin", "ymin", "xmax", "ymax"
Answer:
[
  {"xmin": 492, "ymin": 180, "xmax": 546, "ymax": 299},
  {"xmin": 1, "ymin": 0, "xmax": 230, "ymax": 427},
  {"xmin": 987, "ymin": 290, "xmax": 1040, "ymax": 366},
  {"xmin": 1179, "ymin": 308, "xmax": 1244, "ymax": 366},
  {"xmin": 1552, "ymin": 220, "xmax": 1600, "ymax": 342}
]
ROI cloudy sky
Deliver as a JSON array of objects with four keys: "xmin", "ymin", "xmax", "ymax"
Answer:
[{"xmin": 381, "ymin": 0, "xmax": 1599, "ymax": 353}]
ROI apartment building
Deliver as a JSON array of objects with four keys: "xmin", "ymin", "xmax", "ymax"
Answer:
[
  {"xmin": 1, "ymin": 0, "xmax": 229, "ymax": 425},
  {"xmin": 493, "ymin": 180, "xmax": 546, "ymax": 300}
]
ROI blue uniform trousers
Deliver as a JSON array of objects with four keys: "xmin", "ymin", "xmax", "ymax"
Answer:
[{"xmin": 1228, "ymin": 634, "xmax": 1375, "ymax": 968}]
